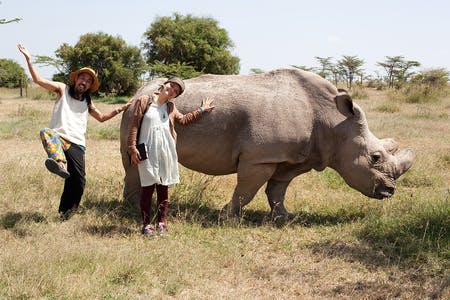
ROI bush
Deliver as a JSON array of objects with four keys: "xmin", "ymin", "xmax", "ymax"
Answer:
[
  {"xmin": 0, "ymin": 59, "xmax": 27, "ymax": 88},
  {"xmin": 389, "ymin": 68, "xmax": 449, "ymax": 103}
]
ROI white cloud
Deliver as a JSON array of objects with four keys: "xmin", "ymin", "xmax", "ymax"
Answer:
[{"xmin": 327, "ymin": 35, "xmax": 342, "ymax": 43}]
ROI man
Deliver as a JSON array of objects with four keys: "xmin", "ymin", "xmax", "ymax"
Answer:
[{"xmin": 18, "ymin": 44, "xmax": 132, "ymax": 219}]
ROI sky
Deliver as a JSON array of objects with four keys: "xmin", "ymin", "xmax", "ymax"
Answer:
[{"xmin": 1, "ymin": 0, "xmax": 449, "ymax": 79}]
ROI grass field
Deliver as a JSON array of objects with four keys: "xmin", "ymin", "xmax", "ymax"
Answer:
[{"xmin": 0, "ymin": 86, "xmax": 449, "ymax": 299}]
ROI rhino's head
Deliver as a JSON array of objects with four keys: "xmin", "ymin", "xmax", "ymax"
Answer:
[{"xmin": 330, "ymin": 93, "xmax": 414, "ymax": 199}]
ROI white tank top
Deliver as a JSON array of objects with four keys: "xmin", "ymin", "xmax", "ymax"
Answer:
[{"xmin": 49, "ymin": 86, "xmax": 89, "ymax": 146}]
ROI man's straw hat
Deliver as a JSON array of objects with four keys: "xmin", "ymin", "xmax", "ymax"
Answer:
[{"xmin": 69, "ymin": 67, "xmax": 100, "ymax": 92}]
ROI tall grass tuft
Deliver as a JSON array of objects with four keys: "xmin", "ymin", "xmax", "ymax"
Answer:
[
  {"xmin": 358, "ymin": 191, "xmax": 450, "ymax": 261},
  {"xmin": 375, "ymin": 102, "xmax": 400, "ymax": 113},
  {"xmin": 170, "ymin": 169, "xmax": 220, "ymax": 225},
  {"xmin": 394, "ymin": 85, "xmax": 447, "ymax": 103},
  {"xmin": 350, "ymin": 86, "xmax": 368, "ymax": 99}
]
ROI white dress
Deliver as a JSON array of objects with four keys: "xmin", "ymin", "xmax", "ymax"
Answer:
[{"xmin": 137, "ymin": 102, "xmax": 180, "ymax": 187}]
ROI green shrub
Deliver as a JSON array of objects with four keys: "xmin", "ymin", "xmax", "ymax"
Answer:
[{"xmin": 389, "ymin": 68, "xmax": 449, "ymax": 103}]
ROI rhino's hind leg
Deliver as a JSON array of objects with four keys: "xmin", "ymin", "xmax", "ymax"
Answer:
[
  {"xmin": 265, "ymin": 179, "xmax": 293, "ymax": 222},
  {"xmin": 220, "ymin": 162, "xmax": 277, "ymax": 220}
]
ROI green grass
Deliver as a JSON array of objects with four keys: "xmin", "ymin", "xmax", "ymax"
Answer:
[
  {"xmin": 358, "ymin": 191, "xmax": 449, "ymax": 260},
  {"xmin": 96, "ymin": 95, "xmax": 131, "ymax": 105}
]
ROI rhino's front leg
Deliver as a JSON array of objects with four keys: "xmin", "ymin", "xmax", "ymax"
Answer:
[
  {"xmin": 221, "ymin": 162, "xmax": 277, "ymax": 220},
  {"xmin": 265, "ymin": 178, "xmax": 293, "ymax": 221}
]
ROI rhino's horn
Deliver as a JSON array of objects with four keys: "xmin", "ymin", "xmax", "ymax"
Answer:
[
  {"xmin": 381, "ymin": 138, "xmax": 399, "ymax": 154},
  {"xmin": 394, "ymin": 148, "xmax": 414, "ymax": 179}
]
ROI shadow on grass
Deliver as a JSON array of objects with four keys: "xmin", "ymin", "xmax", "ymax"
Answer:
[
  {"xmin": 1, "ymin": 211, "xmax": 47, "ymax": 237},
  {"xmin": 1, "ymin": 211, "xmax": 47, "ymax": 229},
  {"xmin": 169, "ymin": 199, "xmax": 367, "ymax": 228},
  {"xmin": 80, "ymin": 197, "xmax": 140, "ymax": 237},
  {"xmin": 79, "ymin": 193, "xmax": 367, "ymax": 233},
  {"xmin": 310, "ymin": 240, "xmax": 448, "ymax": 299},
  {"xmin": 307, "ymin": 239, "xmax": 449, "ymax": 299}
]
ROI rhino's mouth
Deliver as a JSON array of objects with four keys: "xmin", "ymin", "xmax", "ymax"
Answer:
[{"xmin": 373, "ymin": 185, "xmax": 395, "ymax": 199}]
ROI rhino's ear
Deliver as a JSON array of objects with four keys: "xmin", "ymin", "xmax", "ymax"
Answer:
[{"xmin": 335, "ymin": 92, "xmax": 355, "ymax": 117}]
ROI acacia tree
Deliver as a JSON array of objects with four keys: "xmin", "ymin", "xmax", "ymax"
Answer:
[
  {"xmin": 393, "ymin": 59, "xmax": 420, "ymax": 87},
  {"xmin": 377, "ymin": 56, "xmax": 404, "ymax": 88},
  {"xmin": 337, "ymin": 55, "xmax": 364, "ymax": 89},
  {"xmin": 377, "ymin": 56, "xmax": 420, "ymax": 88},
  {"xmin": 142, "ymin": 13, "xmax": 240, "ymax": 78},
  {"xmin": 0, "ymin": 1, "xmax": 21, "ymax": 24},
  {"xmin": 314, "ymin": 56, "xmax": 333, "ymax": 79},
  {"xmin": 291, "ymin": 65, "xmax": 314, "ymax": 72},
  {"xmin": 53, "ymin": 32, "xmax": 146, "ymax": 95},
  {"xmin": 0, "ymin": 16, "xmax": 20, "ymax": 24},
  {"xmin": 329, "ymin": 64, "xmax": 344, "ymax": 87}
]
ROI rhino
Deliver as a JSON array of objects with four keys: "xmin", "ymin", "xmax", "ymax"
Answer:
[{"xmin": 119, "ymin": 68, "xmax": 414, "ymax": 220}]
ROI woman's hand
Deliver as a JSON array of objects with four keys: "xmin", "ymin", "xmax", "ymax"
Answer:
[
  {"xmin": 201, "ymin": 97, "xmax": 215, "ymax": 112},
  {"xmin": 131, "ymin": 150, "xmax": 141, "ymax": 165}
]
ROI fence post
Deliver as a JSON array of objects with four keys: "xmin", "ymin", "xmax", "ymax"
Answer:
[{"xmin": 19, "ymin": 77, "xmax": 23, "ymax": 97}]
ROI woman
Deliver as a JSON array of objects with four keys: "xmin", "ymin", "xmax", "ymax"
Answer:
[{"xmin": 127, "ymin": 77, "xmax": 214, "ymax": 236}]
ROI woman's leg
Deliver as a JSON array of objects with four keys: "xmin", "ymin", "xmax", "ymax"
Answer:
[
  {"xmin": 141, "ymin": 184, "xmax": 156, "ymax": 225},
  {"xmin": 156, "ymin": 184, "xmax": 169, "ymax": 224}
]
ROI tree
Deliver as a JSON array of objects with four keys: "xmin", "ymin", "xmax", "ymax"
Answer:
[
  {"xmin": 0, "ymin": 17, "xmax": 20, "ymax": 24},
  {"xmin": 393, "ymin": 60, "xmax": 420, "ymax": 86},
  {"xmin": 314, "ymin": 56, "xmax": 333, "ymax": 79},
  {"xmin": 377, "ymin": 56, "xmax": 404, "ymax": 88},
  {"xmin": 337, "ymin": 55, "xmax": 364, "ymax": 89},
  {"xmin": 51, "ymin": 32, "xmax": 146, "ymax": 95},
  {"xmin": 249, "ymin": 68, "xmax": 265, "ymax": 74},
  {"xmin": 150, "ymin": 61, "xmax": 201, "ymax": 79},
  {"xmin": 142, "ymin": 13, "xmax": 239, "ymax": 78},
  {"xmin": 0, "ymin": 59, "xmax": 27, "ymax": 88},
  {"xmin": 0, "ymin": 1, "xmax": 21, "ymax": 24},
  {"xmin": 329, "ymin": 64, "xmax": 343, "ymax": 87},
  {"xmin": 411, "ymin": 68, "xmax": 449, "ymax": 89},
  {"xmin": 377, "ymin": 56, "xmax": 421, "ymax": 88},
  {"xmin": 291, "ymin": 65, "xmax": 314, "ymax": 72}
]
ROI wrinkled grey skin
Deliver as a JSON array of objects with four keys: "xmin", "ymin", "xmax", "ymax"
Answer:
[{"xmin": 120, "ymin": 68, "xmax": 414, "ymax": 220}]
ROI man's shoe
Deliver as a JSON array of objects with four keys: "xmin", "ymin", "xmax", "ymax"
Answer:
[{"xmin": 45, "ymin": 158, "xmax": 70, "ymax": 179}]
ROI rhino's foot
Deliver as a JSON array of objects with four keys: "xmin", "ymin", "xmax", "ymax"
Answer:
[
  {"xmin": 268, "ymin": 207, "xmax": 293, "ymax": 223},
  {"xmin": 219, "ymin": 204, "xmax": 242, "ymax": 223}
]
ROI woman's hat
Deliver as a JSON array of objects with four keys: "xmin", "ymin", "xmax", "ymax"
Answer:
[
  {"xmin": 69, "ymin": 67, "xmax": 100, "ymax": 92},
  {"xmin": 164, "ymin": 77, "xmax": 185, "ymax": 96}
]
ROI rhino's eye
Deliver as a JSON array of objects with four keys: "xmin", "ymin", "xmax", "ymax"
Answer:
[{"xmin": 370, "ymin": 153, "xmax": 382, "ymax": 164}]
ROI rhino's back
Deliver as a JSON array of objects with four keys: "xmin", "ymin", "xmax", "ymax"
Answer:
[{"xmin": 173, "ymin": 69, "xmax": 337, "ymax": 175}]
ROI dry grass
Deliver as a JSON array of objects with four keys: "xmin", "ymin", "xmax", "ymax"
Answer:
[{"xmin": 0, "ymin": 87, "xmax": 449, "ymax": 299}]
